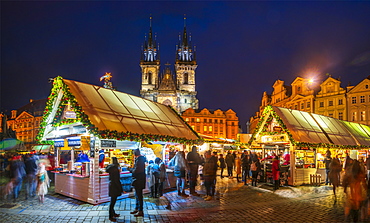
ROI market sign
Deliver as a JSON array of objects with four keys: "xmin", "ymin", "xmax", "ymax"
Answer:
[
  {"xmin": 261, "ymin": 134, "xmax": 288, "ymax": 144},
  {"xmin": 101, "ymin": 140, "xmax": 116, "ymax": 148}
]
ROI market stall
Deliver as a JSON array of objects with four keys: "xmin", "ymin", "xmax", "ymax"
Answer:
[
  {"xmin": 36, "ymin": 76, "xmax": 200, "ymax": 204},
  {"xmin": 249, "ymin": 106, "xmax": 370, "ymax": 186}
]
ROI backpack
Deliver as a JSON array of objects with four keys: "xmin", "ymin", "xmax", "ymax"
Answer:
[{"xmin": 251, "ymin": 162, "xmax": 257, "ymax": 171}]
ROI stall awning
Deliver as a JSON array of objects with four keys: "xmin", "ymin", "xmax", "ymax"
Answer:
[
  {"xmin": 33, "ymin": 145, "xmax": 52, "ymax": 152},
  {"xmin": 253, "ymin": 106, "xmax": 370, "ymax": 147},
  {"xmin": 39, "ymin": 77, "xmax": 200, "ymax": 144}
]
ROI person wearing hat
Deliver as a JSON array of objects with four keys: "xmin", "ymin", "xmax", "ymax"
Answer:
[{"xmin": 130, "ymin": 149, "xmax": 146, "ymax": 217}]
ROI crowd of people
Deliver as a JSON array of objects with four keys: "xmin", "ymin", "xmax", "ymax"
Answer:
[{"xmin": 0, "ymin": 152, "xmax": 53, "ymax": 203}]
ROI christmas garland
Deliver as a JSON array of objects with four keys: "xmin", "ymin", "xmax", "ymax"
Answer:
[
  {"xmin": 36, "ymin": 76, "xmax": 202, "ymax": 145},
  {"xmin": 248, "ymin": 106, "xmax": 367, "ymax": 149}
]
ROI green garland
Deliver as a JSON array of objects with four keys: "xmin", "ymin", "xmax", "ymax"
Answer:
[
  {"xmin": 36, "ymin": 76, "xmax": 202, "ymax": 145},
  {"xmin": 248, "ymin": 105, "xmax": 367, "ymax": 150}
]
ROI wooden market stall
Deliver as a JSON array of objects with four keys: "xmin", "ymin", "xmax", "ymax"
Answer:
[
  {"xmin": 36, "ymin": 76, "xmax": 200, "ymax": 204},
  {"xmin": 249, "ymin": 106, "xmax": 370, "ymax": 186}
]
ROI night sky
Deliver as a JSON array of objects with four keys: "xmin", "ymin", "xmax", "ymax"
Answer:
[{"xmin": 2, "ymin": 1, "xmax": 370, "ymax": 132}]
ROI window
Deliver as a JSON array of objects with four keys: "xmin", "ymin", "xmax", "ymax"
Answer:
[
  {"xmin": 204, "ymin": 119, "xmax": 207, "ymax": 123},
  {"xmin": 338, "ymin": 99, "xmax": 343, "ymax": 105},
  {"xmin": 328, "ymin": 101, "xmax": 333, "ymax": 106},
  {"xmin": 338, "ymin": 112, "xmax": 343, "ymax": 120},
  {"xmin": 209, "ymin": 126, "xmax": 212, "ymax": 132},
  {"xmin": 352, "ymin": 97, "xmax": 357, "ymax": 104},
  {"xmin": 294, "ymin": 105, "xmax": 298, "ymax": 110},
  {"xmin": 220, "ymin": 126, "xmax": 223, "ymax": 132},
  {"xmin": 184, "ymin": 99, "xmax": 187, "ymax": 103},
  {"xmin": 148, "ymin": 72, "xmax": 152, "ymax": 84},
  {"xmin": 307, "ymin": 102, "xmax": 311, "ymax": 108},
  {"xmin": 191, "ymin": 118, "xmax": 195, "ymax": 122},
  {"xmin": 215, "ymin": 119, "xmax": 218, "ymax": 123},
  {"xmin": 183, "ymin": 73, "xmax": 189, "ymax": 84},
  {"xmin": 329, "ymin": 113, "xmax": 333, "ymax": 118},
  {"xmin": 301, "ymin": 103, "xmax": 304, "ymax": 109},
  {"xmin": 366, "ymin": 85, "xmax": 369, "ymax": 89},
  {"xmin": 319, "ymin": 102, "xmax": 324, "ymax": 107},
  {"xmin": 209, "ymin": 119, "xmax": 212, "ymax": 123},
  {"xmin": 215, "ymin": 126, "xmax": 218, "ymax": 132},
  {"xmin": 220, "ymin": 120, "xmax": 223, "ymax": 124},
  {"xmin": 185, "ymin": 118, "xmax": 189, "ymax": 122},
  {"xmin": 191, "ymin": 125, "xmax": 195, "ymax": 130},
  {"xmin": 361, "ymin": 111, "xmax": 366, "ymax": 121},
  {"xmin": 231, "ymin": 122, "xmax": 234, "ymax": 126},
  {"xmin": 360, "ymin": 95, "xmax": 365, "ymax": 103},
  {"xmin": 196, "ymin": 126, "xmax": 200, "ymax": 131},
  {"xmin": 196, "ymin": 118, "xmax": 200, "ymax": 122},
  {"xmin": 203, "ymin": 126, "xmax": 207, "ymax": 132},
  {"xmin": 352, "ymin": 112, "xmax": 357, "ymax": 121}
]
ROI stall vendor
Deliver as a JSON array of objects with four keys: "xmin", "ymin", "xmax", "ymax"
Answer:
[{"xmin": 76, "ymin": 151, "xmax": 90, "ymax": 162}]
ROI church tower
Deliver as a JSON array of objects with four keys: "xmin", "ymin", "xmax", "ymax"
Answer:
[
  {"xmin": 140, "ymin": 17, "xmax": 160, "ymax": 102},
  {"xmin": 140, "ymin": 16, "xmax": 199, "ymax": 114}
]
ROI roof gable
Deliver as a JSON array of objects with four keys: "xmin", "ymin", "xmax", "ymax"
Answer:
[{"xmin": 37, "ymin": 76, "xmax": 200, "ymax": 144}]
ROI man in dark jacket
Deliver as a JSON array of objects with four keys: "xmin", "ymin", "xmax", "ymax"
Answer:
[
  {"xmin": 106, "ymin": 157, "xmax": 123, "ymax": 222},
  {"xmin": 24, "ymin": 154, "xmax": 38, "ymax": 199},
  {"xmin": 241, "ymin": 150, "xmax": 251, "ymax": 185},
  {"xmin": 225, "ymin": 151, "xmax": 235, "ymax": 178},
  {"xmin": 130, "ymin": 149, "xmax": 146, "ymax": 217},
  {"xmin": 203, "ymin": 150, "xmax": 218, "ymax": 201},
  {"xmin": 187, "ymin": 146, "xmax": 202, "ymax": 196},
  {"xmin": 323, "ymin": 153, "xmax": 332, "ymax": 185}
]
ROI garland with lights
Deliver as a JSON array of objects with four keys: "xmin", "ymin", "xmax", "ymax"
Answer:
[
  {"xmin": 36, "ymin": 76, "xmax": 202, "ymax": 145},
  {"xmin": 248, "ymin": 106, "xmax": 366, "ymax": 150}
]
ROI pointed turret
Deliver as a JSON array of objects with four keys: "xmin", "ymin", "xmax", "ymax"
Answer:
[{"xmin": 141, "ymin": 16, "xmax": 159, "ymax": 63}]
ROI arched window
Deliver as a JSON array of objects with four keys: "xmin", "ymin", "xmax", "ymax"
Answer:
[
  {"xmin": 183, "ymin": 73, "xmax": 189, "ymax": 84},
  {"xmin": 148, "ymin": 72, "xmax": 152, "ymax": 84}
]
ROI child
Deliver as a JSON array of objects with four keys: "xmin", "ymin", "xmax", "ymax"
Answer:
[{"xmin": 36, "ymin": 163, "xmax": 49, "ymax": 203}]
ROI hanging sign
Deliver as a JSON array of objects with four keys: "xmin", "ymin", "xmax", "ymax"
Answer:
[{"xmin": 101, "ymin": 140, "xmax": 116, "ymax": 148}]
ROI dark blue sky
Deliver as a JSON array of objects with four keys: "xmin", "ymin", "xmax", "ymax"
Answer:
[{"xmin": 1, "ymin": 1, "xmax": 370, "ymax": 132}]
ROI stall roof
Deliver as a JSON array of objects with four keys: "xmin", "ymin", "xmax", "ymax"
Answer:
[
  {"xmin": 254, "ymin": 106, "xmax": 370, "ymax": 147},
  {"xmin": 38, "ymin": 77, "xmax": 200, "ymax": 143}
]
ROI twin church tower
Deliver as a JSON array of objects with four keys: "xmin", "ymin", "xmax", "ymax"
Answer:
[{"xmin": 140, "ymin": 17, "xmax": 199, "ymax": 113}]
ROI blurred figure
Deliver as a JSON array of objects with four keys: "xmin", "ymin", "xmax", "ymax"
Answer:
[
  {"xmin": 187, "ymin": 146, "xmax": 202, "ymax": 196},
  {"xmin": 241, "ymin": 150, "xmax": 251, "ymax": 185},
  {"xmin": 169, "ymin": 151, "xmax": 189, "ymax": 197},
  {"xmin": 24, "ymin": 153, "xmax": 38, "ymax": 199},
  {"xmin": 323, "ymin": 151, "xmax": 332, "ymax": 185},
  {"xmin": 99, "ymin": 149, "xmax": 105, "ymax": 168},
  {"xmin": 225, "ymin": 151, "xmax": 234, "ymax": 178},
  {"xmin": 366, "ymin": 154, "xmax": 370, "ymax": 180},
  {"xmin": 155, "ymin": 157, "xmax": 167, "ymax": 197},
  {"xmin": 130, "ymin": 149, "xmax": 146, "ymax": 217},
  {"xmin": 272, "ymin": 155, "xmax": 280, "ymax": 191},
  {"xmin": 106, "ymin": 157, "xmax": 123, "ymax": 222},
  {"xmin": 235, "ymin": 153, "xmax": 242, "ymax": 182},
  {"xmin": 36, "ymin": 162, "xmax": 49, "ymax": 203},
  {"xmin": 9, "ymin": 155, "xmax": 26, "ymax": 201},
  {"xmin": 203, "ymin": 150, "xmax": 218, "ymax": 201},
  {"xmin": 343, "ymin": 159, "xmax": 368, "ymax": 222},
  {"xmin": 219, "ymin": 154, "xmax": 226, "ymax": 178},
  {"xmin": 251, "ymin": 157, "xmax": 261, "ymax": 187},
  {"xmin": 329, "ymin": 157, "xmax": 342, "ymax": 197},
  {"xmin": 146, "ymin": 160, "xmax": 160, "ymax": 198}
]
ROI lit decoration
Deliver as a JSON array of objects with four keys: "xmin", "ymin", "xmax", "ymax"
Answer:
[
  {"xmin": 248, "ymin": 106, "xmax": 368, "ymax": 149},
  {"xmin": 36, "ymin": 76, "xmax": 202, "ymax": 145}
]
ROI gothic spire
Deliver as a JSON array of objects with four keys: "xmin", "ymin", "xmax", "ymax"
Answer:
[
  {"xmin": 176, "ymin": 15, "xmax": 195, "ymax": 63},
  {"xmin": 142, "ymin": 16, "xmax": 158, "ymax": 62}
]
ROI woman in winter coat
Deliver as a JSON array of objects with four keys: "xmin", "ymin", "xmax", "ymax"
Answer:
[
  {"xmin": 36, "ymin": 162, "xmax": 50, "ymax": 203},
  {"xmin": 146, "ymin": 160, "xmax": 160, "ymax": 198},
  {"xmin": 219, "ymin": 154, "xmax": 226, "ymax": 178},
  {"xmin": 329, "ymin": 157, "xmax": 342, "ymax": 197},
  {"xmin": 169, "ymin": 151, "xmax": 189, "ymax": 196},
  {"xmin": 106, "ymin": 157, "xmax": 123, "ymax": 222},
  {"xmin": 155, "ymin": 157, "xmax": 167, "ymax": 197}
]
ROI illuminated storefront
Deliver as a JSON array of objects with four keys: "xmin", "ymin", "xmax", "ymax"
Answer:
[
  {"xmin": 249, "ymin": 106, "xmax": 370, "ymax": 186},
  {"xmin": 36, "ymin": 77, "xmax": 200, "ymax": 204}
]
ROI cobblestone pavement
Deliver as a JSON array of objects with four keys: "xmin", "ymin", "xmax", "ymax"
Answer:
[{"xmin": 1, "ymin": 177, "xmax": 369, "ymax": 223}]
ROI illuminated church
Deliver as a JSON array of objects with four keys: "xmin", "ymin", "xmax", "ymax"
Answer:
[{"xmin": 140, "ymin": 18, "xmax": 199, "ymax": 114}]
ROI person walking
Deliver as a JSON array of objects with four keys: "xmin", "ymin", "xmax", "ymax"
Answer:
[
  {"xmin": 241, "ymin": 150, "xmax": 251, "ymax": 185},
  {"xmin": 203, "ymin": 150, "xmax": 218, "ymax": 201},
  {"xmin": 9, "ymin": 155, "xmax": 26, "ymax": 202},
  {"xmin": 130, "ymin": 149, "xmax": 146, "ymax": 217},
  {"xmin": 323, "ymin": 152, "xmax": 332, "ymax": 185},
  {"xmin": 365, "ymin": 154, "xmax": 370, "ymax": 181},
  {"xmin": 250, "ymin": 158, "xmax": 260, "ymax": 186},
  {"xmin": 235, "ymin": 153, "xmax": 242, "ymax": 182},
  {"xmin": 106, "ymin": 157, "xmax": 123, "ymax": 222},
  {"xmin": 343, "ymin": 159, "xmax": 368, "ymax": 222},
  {"xmin": 36, "ymin": 162, "xmax": 49, "ymax": 204},
  {"xmin": 187, "ymin": 146, "xmax": 202, "ymax": 196},
  {"xmin": 169, "ymin": 151, "xmax": 189, "ymax": 197},
  {"xmin": 219, "ymin": 154, "xmax": 226, "ymax": 178},
  {"xmin": 329, "ymin": 157, "xmax": 342, "ymax": 197},
  {"xmin": 225, "ymin": 151, "xmax": 235, "ymax": 178},
  {"xmin": 155, "ymin": 157, "xmax": 167, "ymax": 197},
  {"xmin": 24, "ymin": 153, "xmax": 38, "ymax": 199},
  {"xmin": 272, "ymin": 155, "xmax": 280, "ymax": 191}
]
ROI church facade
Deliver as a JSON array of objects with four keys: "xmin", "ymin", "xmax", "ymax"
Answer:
[{"xmin": 140, "ymin": 18, "xmax": 199, "ymax": 114}]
